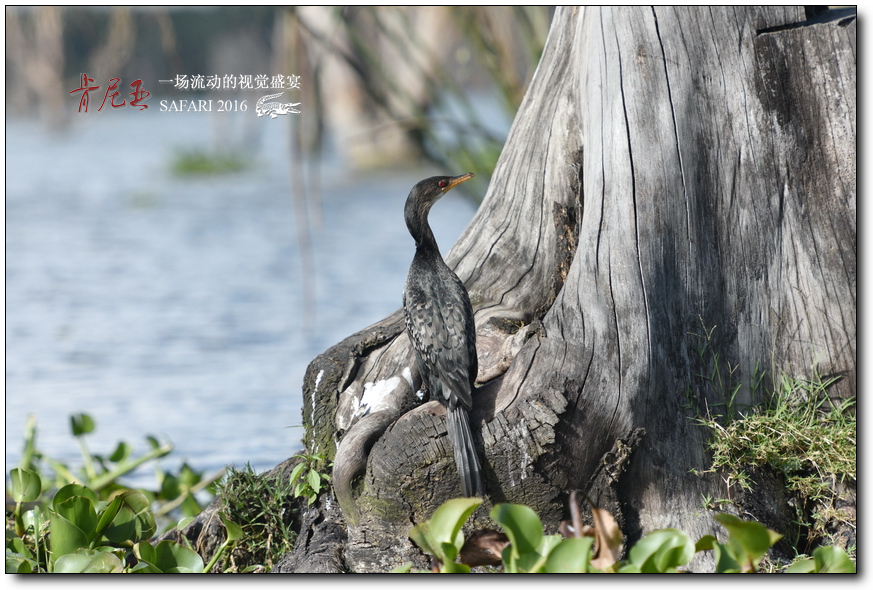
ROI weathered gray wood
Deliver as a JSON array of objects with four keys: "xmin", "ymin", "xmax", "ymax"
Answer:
[
  {"xmin": 270, "ymin": 501, "xmax": 348, "ymax": 573},
  {"xmin": 555, "ymin": 7, "xmax": 856, "ymax": 560},
  {"xmin": 285, "ymin": 6, "xmax": 855, "ymax": 572}
]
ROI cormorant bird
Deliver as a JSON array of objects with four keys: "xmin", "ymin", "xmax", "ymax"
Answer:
[{"xmin": 402, "ymin": 173, "xmax": 484, "ymax": 498}]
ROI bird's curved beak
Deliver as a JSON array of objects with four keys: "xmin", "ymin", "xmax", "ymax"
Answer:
[{"xmin": 442, "ymin": 173, "xmax": 474, "ymax": 193}]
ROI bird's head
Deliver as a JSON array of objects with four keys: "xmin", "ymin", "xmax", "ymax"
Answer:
[
  {"xmin": 407, "ymin": 173, "xmax": 474, "ymax": 207},
  {"xmin": 404, "ymin": 173, "xmax": 474, "ymax": 247}
]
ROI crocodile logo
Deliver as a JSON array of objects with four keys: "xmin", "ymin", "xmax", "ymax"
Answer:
[{"xmin": 256, "ymin": 92, "xmax": 301, "ymax": 118}]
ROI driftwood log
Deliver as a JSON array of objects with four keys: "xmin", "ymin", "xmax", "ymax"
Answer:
[{"xmin": 167, "ymin": 6, "xmax": 855, "ymax": 573}]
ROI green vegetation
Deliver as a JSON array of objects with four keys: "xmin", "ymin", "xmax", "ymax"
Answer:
[
  {"xmin": 684, "ymin": 319, "xmax": 766, "ymax": 421},
  {"xmin": 5, "ymin": 414, "xmax": 334, "ymax": 574},
  {"xmin": 216, "ymin": 464, "xmax": 299, "ymax": 572},
  {"xmin": 11, "ymin": 413, "xmax": 221, "ymax": 531},
  {"xmin": 288, "ymin": 452, "xmax": 332, "ymax": 506},
  {"xmin": 405, "ymin": 497, "xmax": 483, "ymax": 573},
  {"xmin": 695, "ymin": 370, "xmax": 856, "ymax": 550},
  {"xmin": 9, "ymin": 323, "xmax": 855, "ymax": 575},
  {"xmin": 170, "ymin": 148, "xmax": 252, "ymax": 176},
  {"xmin": 5, "ymin": 413, "xmax": 233, "ymax": 573},
  {"xmin": 8, "ymin": 397, "xmax": 856, "ymax": 574},
  {"xmin": 206, "ymin": 452, "xmax": 332, "ymax": 572},
  {"xmin": 685, "ymin": 321, "xmax": 856, "ymax": 562},
  {"xmin": 396, "ymin": 495, "xmax": 855, "ymax": 573},
  {"xmin": 5, "ymin": 467, "xmax": 242, "ymax": 573}
]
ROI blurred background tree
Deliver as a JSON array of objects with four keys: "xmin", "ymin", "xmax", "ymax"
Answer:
[{"xmin": 5, "ymin": 6, "xmax": 554, "ymax": 197}]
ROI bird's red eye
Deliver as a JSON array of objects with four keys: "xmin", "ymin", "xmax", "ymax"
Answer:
[{"xmin": 439, "ymin": 180, "xmax": 447, "ymax": 187}]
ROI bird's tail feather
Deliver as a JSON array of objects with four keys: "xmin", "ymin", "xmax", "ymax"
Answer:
[{"xmin": 447, "ymin": 405, "xmax": 485, "ymax": 497}]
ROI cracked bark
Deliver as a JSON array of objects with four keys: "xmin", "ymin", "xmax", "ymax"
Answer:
[{"xmin": 264, "ymin": 6, "xmax": 854, "ymax": 572}]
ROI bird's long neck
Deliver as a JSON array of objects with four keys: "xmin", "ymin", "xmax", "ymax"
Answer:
[{"xmin": 405, "ymin": 197, "xmax": 440, "ymax": 257}]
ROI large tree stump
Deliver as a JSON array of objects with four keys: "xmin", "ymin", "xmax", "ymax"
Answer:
[{"xmin": 283, "ymin": 6, "xmax": 855, "ymax": 572}]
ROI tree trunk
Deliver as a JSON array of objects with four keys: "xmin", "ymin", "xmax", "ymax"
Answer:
[{"xmin": 278, "ymin": 5, "xmax": 855, "ymax": 572}]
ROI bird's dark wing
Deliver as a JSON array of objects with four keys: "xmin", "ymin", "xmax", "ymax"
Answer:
[{"xmin": 403, "ymin": 268, "xmax": 477, "ymax": 410}]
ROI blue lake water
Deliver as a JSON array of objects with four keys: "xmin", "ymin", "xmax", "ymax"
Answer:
[{"xmin": 4, "ymin": 109, "xmax": 480, "ymax": 485}]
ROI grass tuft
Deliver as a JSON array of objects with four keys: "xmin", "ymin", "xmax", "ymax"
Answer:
[
  {"xmin": 691, "ymin": 345, "xmax": 855, "ymax": 554},
  {"xmin": 217, "ymin": 464, "xmax": 299, "ymax": 572},
  {"xmin": 686, "ymin": 319, "xmax": 855, "ymax": 558},
  {"xmin": 698, "ymin": 370, "xmax": 855, "ymax": 493}
]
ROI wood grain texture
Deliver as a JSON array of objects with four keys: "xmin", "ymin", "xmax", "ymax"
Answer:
[{"xmin": 286, "ymin": 6, "xmax": 854, "ymax": 572}]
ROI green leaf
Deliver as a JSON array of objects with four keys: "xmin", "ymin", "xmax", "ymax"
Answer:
[
  {"xmin": 130, "ymin": 543, "xmax": 167, "ymax": 572},
  {"xmin": 70, "ymin": 413, "xmax": 96, "ymax": 437},
  {"xmin": 53, "ymin": 495, "xmax": 99, "ymax": 538},
  {"xmin": 545, "ymin": 537, "xmax": 594, "ymax": 573},
  {"xmin": 101, "ymin": 490, "xmax": 156, "ymax": 545},
  {"xmin": 714, "ymin": 513, "xmax": 782, "ymax": 570},
  {"xmin": 146, "ymin": 435, "xmax": 161, "ymax": 451},
  {"xmin": 6, "ymin": 553, "xmax": 36, "ymax": 573},
  {"xmin": 134, "ymin": 541, "xmax": 158, "ymax": 565},
  {"xmin": 490, "ymin": 503, "xmax": 543, "ymax": 557},
  {"xmin": 440, "ymin": 561, "xmax": 471, "ymax": 573},
  {"xmin": 513, "ymin": 542, "xmax": 554, "ymax": 573},
  {"xmin": 22, "ymin": 504, "xmax": 45, "ymax": 532},
  {"xmin": 6, "ymin": 532, "xmax": 33, "ymax": 558},
  {"xmin": 294, "ymin": 481, "xmax": 307, "ymax": 497},
  {"xmin": 178, "ymin": 463, "xmax": 202, "ymax": 488},
  {"xmin": 428, "ymin": 497, "xmax": 482, "ymax": 553},
  {"xmin": 161, "ymin": 473, "xmax": 182, "ymax": 500},
  {"xmin": 536, "ymin": 535, "xmax": 563, "ymax": 566},
  {"xmin": 108, "ymin": 441, "xmax": 132, "ymax": 463},
  {"xmin": 53, "ymin": 548, "xmax": 124, "ymax": 573},
  {"xmin": 783, "ymin": 558, "xmax": 816, "ymax": 573},
  {"xmin": 409, "ymin": 521, "xmax": 438, "ymax": 558},
  {"xmin": 498, "ymin": 544, "xmax": 517, "ymax": 573},
  {"xmin": 307, "ymin": 467, "xmax": 323, "ymax": 494},
  {"xmin": 128, "ymin": 560, "xmax": 162, "ymax": 573},
  {"xmin": 179, "ymin": 494, "xmax": 204, "ymax": 518},
  {"xmin": 52, "ymin": 484, "xmax": 99, "ymax": 510},
  {"xmin": 627, "ymin": 529, "xmax": 695, "ymax": 572},
  {"xmin": 154, "ymin": 540, "xmax": 205, "ymax": 573},
  {"xmin": 219, "ymin": 513, "xmax": 244, "ymax": 542},
  {"xmin": 436, "ymin": 542, "xmax": 471, "ymax": 573},
  {"xmin": 6, "ymin": 529, "xmax": 39, "ymax": 573},
  {"xmin": 9, "ymin": 468, "xmax": 42, "ymax": 503},
  {"xmin": 696, "ymin": 532, "xmax": 743, "ymax": 573},
  {"xmin": 694, "ymin": 534, "xmax": 717, "ymax": 552},
  {"xmin": 711, "ymin": 541, "xmax": 742, "ymax": 573},
  {"xmin": 409, "ymin": 497, "xmax": 481, "ymax": 566},
  {"xmin": 49, "ymin": 510, "xmax": 92, "ymax": 563},
  {"xmin": 811, "ymin": 545, "xmax": 856, "ymax": 573},
  {"xmin": 391, "ymin": 562, "xmax": 414, "ymax": 573},
  {"xmin": 490, "ymin": 504, "xmax": 561, "ymax": 572},
  {"xmin": 289, "ymin": 462, "xmax": 306, "ymax": 486},
  {"xmin": 93, "ymin": 494, "xmax": 124, "ymax": 540}
]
